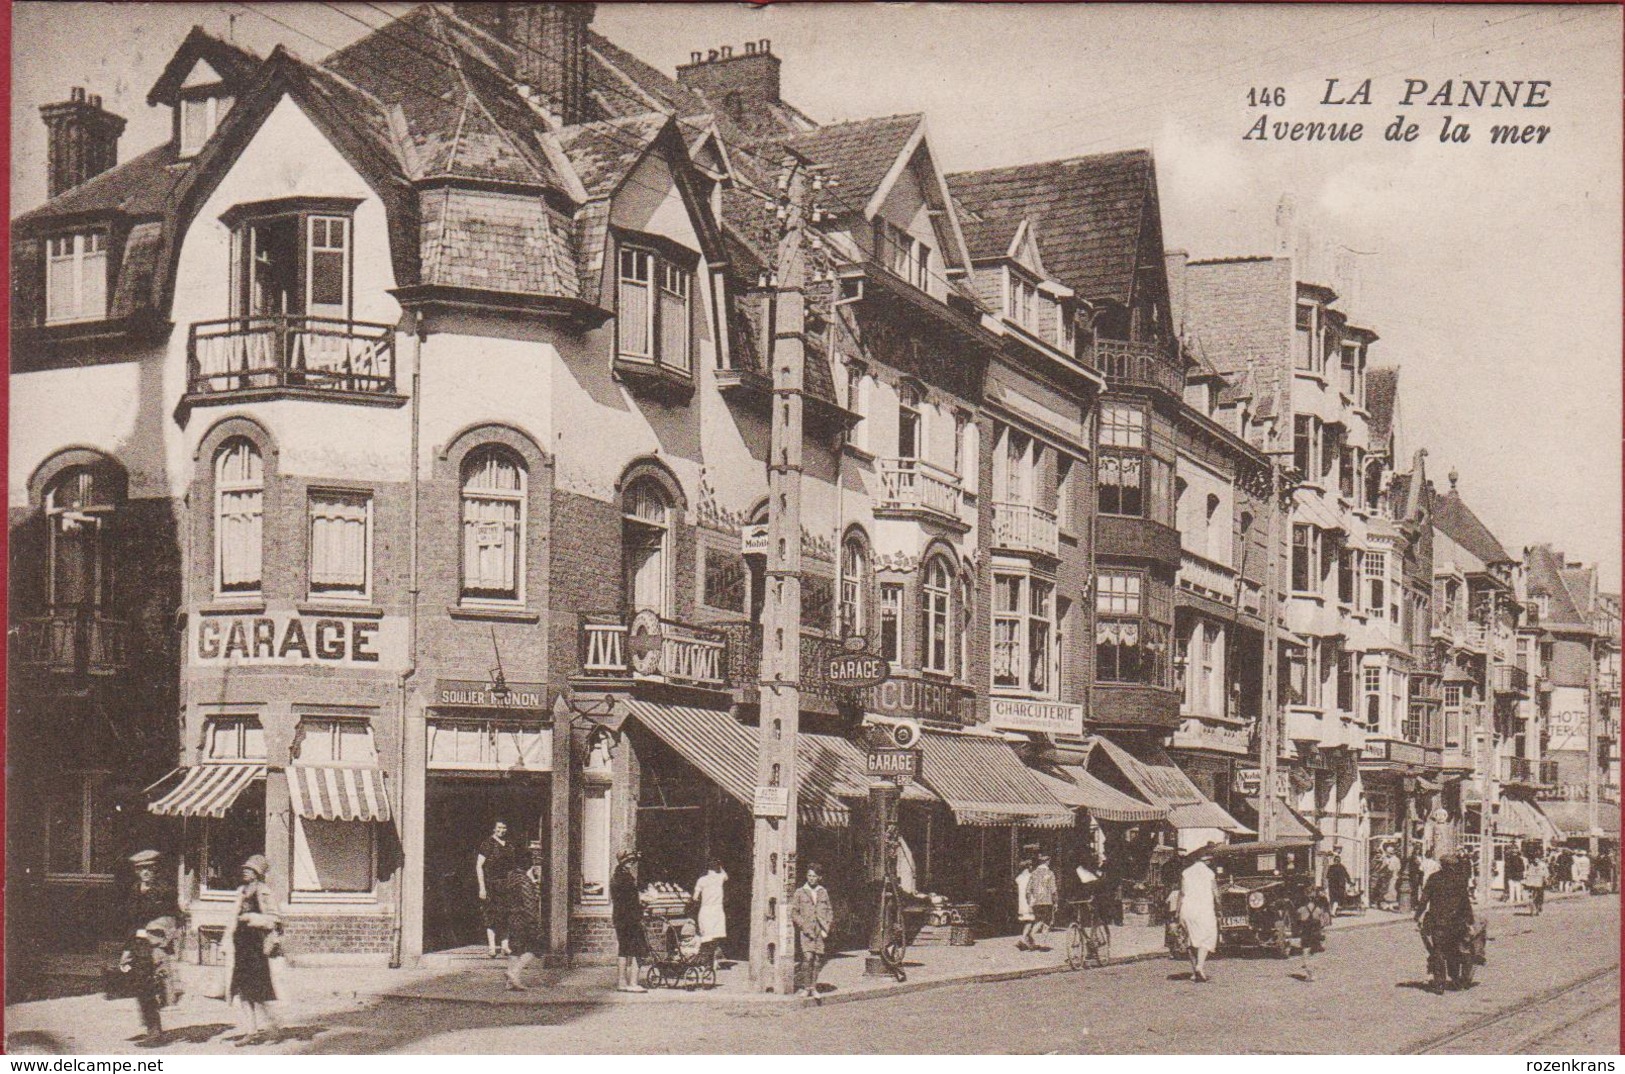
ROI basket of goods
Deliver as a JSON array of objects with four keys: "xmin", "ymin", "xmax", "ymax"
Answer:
[{"xmin": 639, "ymin": 881, "xmax": 692, "ymax": 918}]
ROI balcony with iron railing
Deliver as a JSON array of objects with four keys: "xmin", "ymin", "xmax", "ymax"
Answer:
[
  {"xmin": 1493, "ymin": 662, "xmax": 1531, "ymax": 698},
  {"xmin": 876, "ymin": 459, "xmax": 966, "ymax": 527},
  {"xmin": 992, "ymin": 502, "xmax": 1058, "ymax": 557},
  {"xmin": 11, "ymin": 607, "xmax": 131, "ymax": 675},
  {"xmin": 1500, "ymin": 756, "xmax": 1560, "ymax": 787},
  {"xmin": 577, "ymin": 612, "xmax": 727, "ymax": 690},
  {"xmin": 186, "ymin": 316, "xmax": 400, "ymax": 403},
  {"xmin": 1178, "ymin": 551, "xmax": 1237, "ymax": 606},
  {"xmin": 1093, "ymin": 338, "xmax": 1186, "ymax": 397}
]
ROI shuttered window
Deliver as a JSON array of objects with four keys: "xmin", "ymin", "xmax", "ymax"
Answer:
[
  {"xmin": 46, "ymin": 232, "xmax": 108, "ymax": 324},
  {"xmin": 216, "ymin": 439, "xmax": 264, "ymax": 595},
  {"xmin": 461, "ymin": 449, "xmax": 526, "ymax": 603},
  {"xmin": 618, "ymin": 244, "xmax": 693, "ymax": 373},
  {"xmin": 618, "ymin": 247, "xmax": 652, "ymax": 358},
  {"xmin": 309, "ymin": 490, "xmax": 371, "ymax": 597}
]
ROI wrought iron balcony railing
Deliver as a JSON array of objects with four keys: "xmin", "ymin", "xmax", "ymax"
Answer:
[
  {"xmin": 578, "ymin": 612, "xmax": 727, "ymax": 689},
  {"xmin": 11, "ymin": 608, "xmax": 131, "ymax": 674},
  {"xmin": 188, "ymin": 316, "xmax": 397, "ymax": 398}
]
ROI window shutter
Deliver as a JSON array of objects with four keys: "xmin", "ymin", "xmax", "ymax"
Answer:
[{"xmin": 310, "ymin": 492, "xmax": 369, "ymax": 591}]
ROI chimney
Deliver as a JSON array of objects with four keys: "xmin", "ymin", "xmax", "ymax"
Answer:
[
  {"xmin": 676, "ymin": 40, "xmax": 782, "ymax": 137},
  {"xmin": 40, "ymin": 87, "xmax": 126, "ymax": 199},
  {"xmin": 512, "ymin": 3, "xmax": 596, "ymax": 127}
]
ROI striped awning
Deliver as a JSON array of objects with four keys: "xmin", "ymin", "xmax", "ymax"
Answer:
[
  {"xmin": 149, "ymin": 763, "xmax": 264, "ymax": 818},
  {"xmin": 1089, "ymin": 736, "xmax": 1250, "ymax": 834},
  {"xmin": 915, "ymin": 729, "xmax": 1074, "ymax": 828},
  {"xmin": 287, "ymin": 765, "xmax": 391, "ymax": 822},
  {"xmin": 620, "ymin": 700, "xmax": 858, "ymax": 828},
  {"xmin": 1039, "ymin": 765, "xmax": 1168, "ymax": 824}
]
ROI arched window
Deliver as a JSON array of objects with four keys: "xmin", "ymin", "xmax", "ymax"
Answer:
[
  {"xmin": 45, "ymin": 466, "xmax": 117, "ymax": 609},
  {"xmin": 215, "ymin": 439, "xmax": 264, "ymax": 595},
  {"xmin": 461, "ymin": 448, "xmax": 526, "ymax": 603},
  {"xmin": 622, "ymin": 477, "xmax": 672, "ymax": 616},
  {"xmin": 838, "ymin": 534, "xmax": 868, "ymax": 638},
  {"xmin": 922, "ymin": 556, "xmax": 953, "ymax": 674}
]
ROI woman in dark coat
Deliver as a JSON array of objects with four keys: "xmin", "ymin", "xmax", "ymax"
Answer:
[
  {"xmin": 504, "ymin": 841, "xmax": 548, "ymax": 991},
  {"xmin": 610, "ymin": 850, "xmax": 649, "ymax": 993},
  {"xmin": 1415, "ymin": 852, "xmax": 1476, "ymax": 992},
  {"xmin": 227, "ymin": 854, "xmax": 281, "ymax": 1041},
  {"xmin": 476, "ymin": 820, "xmax": 519, "ymax": 957}
]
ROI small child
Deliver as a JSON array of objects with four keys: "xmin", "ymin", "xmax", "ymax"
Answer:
[{"xmin": 1295, "ymin": 887, "xmax": 1333, "ymax": 982}]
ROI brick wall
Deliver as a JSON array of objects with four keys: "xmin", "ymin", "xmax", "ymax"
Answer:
[
  {"xmin": 283, "ymin": 911, "xmax": 395, "ymax": 956},
  {"xmin": 569, "ymin": 912, "xmax": 618, "ymax": 963}
]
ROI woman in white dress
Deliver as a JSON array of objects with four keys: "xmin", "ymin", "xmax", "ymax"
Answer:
[
  {"xmin": 692, "ymin": 858, "xmax": 728, "ymax": 965},
  {"xmin": 1177, "ymin": 844, "xmax": 1221, "ymax": 983}
]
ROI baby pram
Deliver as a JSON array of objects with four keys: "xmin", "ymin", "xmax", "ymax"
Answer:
[{"xmin": 641, "ymin": 914, "xmax": 718, "ymax": 990}]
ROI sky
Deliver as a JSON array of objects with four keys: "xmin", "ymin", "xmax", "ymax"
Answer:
[{"xmin": 11, "ymin": 2, "xmax": 1622, "ymax": 586}]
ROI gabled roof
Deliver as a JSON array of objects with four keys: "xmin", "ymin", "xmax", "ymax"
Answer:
[
  {"xmin": 946, "ymin": 149, "xmax": 1161, "ymax": 306},
  {"xmin": 147, "ymin": 26, "xmax": 261, "ymax": 106},
  {"xmin": 13, "ymin": 143, "xmax": 185, "ymax": 228},
  {"xmin": 1525, "ymin": 544, "xmax": 1592, "ymax": 631},
  {"xmin": 778, "ymin": 113, "xmax": 923, "ymax": 211},
  {"xmin": 1433, "ymin": 483, "xmax": 1514, "ymax": 567},
  {"xmin": 554, "ymin": 113, "xmax": 670, "ymax": 199},
  {"xmin": 1367, "ymin": 366, "xmax": 1399, "ymax": 448},
  {"xmin": 958, "ymin": 212, "xmax": 1023, "ymax": 262}
]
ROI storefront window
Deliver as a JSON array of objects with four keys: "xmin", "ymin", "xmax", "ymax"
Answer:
[
  {"xmin": 293, "ymin": 820, "xmax": 373, "ymax": 894},
  {"xmin": 201, "ymin": 782, "xmax": 266, "ymax": 892}
]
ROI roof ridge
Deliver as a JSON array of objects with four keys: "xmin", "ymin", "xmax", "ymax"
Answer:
[
  {"xmin": 794, "ymin": 111, "xmax": 923, "ymax": 132},
  {"xmin": 946, "ymin": 147, "xmax": 1149, "ymax": 181}
]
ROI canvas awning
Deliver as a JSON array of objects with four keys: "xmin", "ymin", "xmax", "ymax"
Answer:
[
  {"xmin": 1245, "ymin": 796, "xmax": 1321, "ymax": 842},
  {"xmin": 1037, "ymin": 765, "xmax": 1168, "ymax": 824},
  {"xmin": 914, "ymin": 729, "xmax": 1074, "ymax": 828},
  {"xmin": 149, "ymin": 763, "xmax": 265, "ymax": 818},
  {"xmin": 622, "ymin": 699, "xmax": 883, "ymax": 828},
  {"xmin": 1089, "ymin": 736, "xmax": 1250, "ymax": 833},
  {"xmin": 287, "ymin": 764, "xmax": 391, "ymax": 822},
  {"xmin": 1537, "ymin": 800, "xmax": 1621, "ymax": 837}
]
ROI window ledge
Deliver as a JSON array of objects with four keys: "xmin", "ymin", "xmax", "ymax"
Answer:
[
  {"xmin": 180, "ymin": 388, "xmax": 408, "ymax": 411},
  {"xmin": 448, "ymin": 604, "xmax": 540, "ymax": 624},
  {"xmin": 44, "ymin": 874, "xmax": 115, "ymax": 886},
  {"xmin": 287, "ymin": 892, "xmax": 381, "ymax": 908},
  {"xmin": 299, "ymin": 603, "xmax": 385, "ymax": 619},
  {"xmin": 201, "ymin": 601, "xmax": 267, "ymax": 616}
]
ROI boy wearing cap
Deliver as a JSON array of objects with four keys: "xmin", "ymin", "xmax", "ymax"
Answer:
[{"xmin": 122, "ymin": 850, "xmax": 178, "ymax": 1043}]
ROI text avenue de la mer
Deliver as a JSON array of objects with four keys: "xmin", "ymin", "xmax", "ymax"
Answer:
[{"xmin": 1242, "ymin": 78, "xmax": 1554, "ymax": 144}]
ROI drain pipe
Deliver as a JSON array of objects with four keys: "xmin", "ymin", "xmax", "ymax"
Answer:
[{"xmin": 391, "ymin": 309, "xmax": 425, "ymax": 969}]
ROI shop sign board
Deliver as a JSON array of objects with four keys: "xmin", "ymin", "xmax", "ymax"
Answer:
[
  {"xmin": 434, "ymin": 679, "xmax": 548, "ymax": 710},
  {"xmin": 1233, "ymin": 767, "xmax": 1291, "ymax": 798},
  {"xmin": 989, "ymin": 698, "xmax": 1085, "ymax": 737},
  {"xmin": 1362, "ymin": 738, "xmax": 1426, "ymax": 766},
  {"xmin": 865, "ymin": 675, "xmax": 974, "ymax": 724},
  {"xmin": 192, "ymin": 611, "xmax": 403, "ymax": 668},
  {"xmin": 1547, "ymin": 686, "xmax": 1590, "ymax": 753},
  {"xmin": 827, "ymin": 640, "xmax": 890, "ymax": 689},
  {"xmin": 741, "ymin": 524, "xmax": 770, "ymax": 555},
  {"xmin": 866, "ymin": 747, "xmax": 921, "ymax": 783},
  {"xmin": 753, "ymin": 785, "xmax": 790, "ymax": 817}
]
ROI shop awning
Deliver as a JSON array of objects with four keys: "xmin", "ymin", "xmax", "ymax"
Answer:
[
  {"xmin": 149, "ymin": 763, "xmax": 265, "ymax": 818},
  {"xmin": 1538, "ymin": 800, "xmax": 1621, "ymax": 837},
  {"xmin": 1490, "ymin": 798, "xmax": 1559, "ymax": 841},
  {"xmin": 621, "ymin": 700, "xmax": 860, "ymax": 828},
  {"xmin": 915, "ymin": 729, "xmax": 1074, "ymax": 828},
  {"xmin": 1038, "ymin": 765, "xmax": 1168, "ymax": 824},
  {"xmin": 287, "ymin": 765, "xmax": 391, "ymax": 822},
  {"xmin": 1245, "ymin": 796, "xmax": 1321, "ymax": 842},
  {"xmin": 1089, "ymin": 736, "xmax": 1250, "ymax": 834}
]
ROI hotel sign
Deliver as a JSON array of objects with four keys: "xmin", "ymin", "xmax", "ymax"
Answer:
[
  {"xmin": 434, "ymin": 679, "xmax": 548, "ymax": 710},
  {"xmin": 192, "ymin": 612, "xmax": 403, "ymax": 667},
  {"xmin": 989, "ymin": 698, "xmax": 1085, "ymax": 737}
]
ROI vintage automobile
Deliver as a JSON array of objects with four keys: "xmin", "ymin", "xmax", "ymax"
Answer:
[{"xmin": 1167, "ymin": 840, "xmax": 1319, "ymax": 958}]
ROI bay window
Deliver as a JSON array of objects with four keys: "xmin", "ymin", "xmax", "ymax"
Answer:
[
  {"xmin": 1294, "ymin": 302, "xmax": 1319, "ymax": 372},
  {"xmin": 308, "ymin": 490, "xmax": 372, "ymax": 599},
  {"xmin": 225, "ymin": 204, "xmax": 355, "ymax": 321},
  {"xmin": 46, "ymin": 231, "xmax": 109, "ymax": 324},
  {"xmin": 1365, "ymin": 551, "xmax": 1388, "ymax": 619},
  {"xmin": 1337, "ymin": 647, "xmax": 1356, "ymax": 712},
  {"xmin": 992, "ymin": 570, "xmax": 1056, "ymax": 696},
  {"xmin": 1363, "ymin": 665, "xmax": 1384, "ymax": 730},
  {"xmin": 617, "ymin": 245, "xmax": 693, "ymax": 374},
  {"xmin": 461, "ymin": 448, "xmax": 526, "ymax": 604},
  {"xmin": 1292, "ymin": 524, "xmax": 1322, "ymax": 594},
  {"xmin": 1293, "ymin": 415, "xmax": 1314, "ymax": 476},
  {"xmin": 1100, "ymin": 402, "xmax": 1146, "ymax": 448},
  {"xmin": 216, "ymin": 439, "xmax": 264, "ymax": 596},
  {"xmin": 1098, "ymin": 452, "xmax": 1143, "ymax": 516},
  {"xmin": 1339, "ymin": 547, "xmax": 1358, "ymax": 607},
  {"xmin": 1095, "ymin": 570, "xmax": 1172, "ymax": 687}
]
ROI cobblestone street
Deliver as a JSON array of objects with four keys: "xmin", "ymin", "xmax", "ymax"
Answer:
[{"xmin": 8, "ymin": 893, "xmax": 1615, "ymax": 1054}]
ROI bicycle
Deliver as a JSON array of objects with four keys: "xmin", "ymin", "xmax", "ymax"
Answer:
[
  {"xmin": 875, "ymin": 874, "xmax": 910, "ymax": 982},
  {"xmin": 1064, "ymin": 891, "xmax": 1112, "ymax": 970}
]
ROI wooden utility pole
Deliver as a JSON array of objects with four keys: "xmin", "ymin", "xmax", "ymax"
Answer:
[
  {"xmin": 1259, "ymin": 442, "xmax": 1286, "ymax": 842},
  {"xmin": 750, "ymin": 157, "xmax": 811, "ymax": 994}
]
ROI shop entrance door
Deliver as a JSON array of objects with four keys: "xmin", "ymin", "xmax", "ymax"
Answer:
[{"xmin": 423, "ymin": 773, "xmax": 550, "ymax": 953}]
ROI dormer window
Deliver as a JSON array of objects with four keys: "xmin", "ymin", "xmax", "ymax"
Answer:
[
  {"xmin": 877, "ymin": 221, "xmax": 931, "ymax": 292},
  {"xmin": 616, "ymin": 244, "xmax": 693, "ymax": 377},
  {"xmin": 45, "ymin": 231, "xmax": 108, "ymax": 324},
  {"xmin": 179, "ymin": 93, "xmax": 233, "ymax": 157},
  {"xmin": 1006, "ymin": 270, "xmax": 1040, "ymax": 336}
]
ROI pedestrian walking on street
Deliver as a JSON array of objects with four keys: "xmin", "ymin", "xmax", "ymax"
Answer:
[
  {"xmin": 1013, "ymin": 854, "xmax": 1035, "ymax": 949},
  {"xmin": 1523, "ymin": 851, "xmax": 1549, "ymax": 915},
  {"xmin": 1504, "ymin": 846, "xmax": 1526, "ymax": 906},
  {"xmin": 791, "ymin": 863, "xmax": 834, "ymax": 997},
  {"xmin": 1414, "ymin": 852, "xmax": 1477, "ymax": 993},
  {"xmin": 1572, "ymin": 848, "xmax": 1591, "ymax": 892},
  {"xmin": 610, "ymin": 850, "xmax": 649, "ymax": 993},
  {"xmin": 503, "ymin": 842, "xmax": 548, "ymax": 991},
  {"xmin": 476, "ymin": 820, "xmax": 518, "ymax": 959},
  {"xmin": 226, "ymin": 855, "xmax": 281, "ymax": 1042},
  {"xmin": 1296, "ymin": 885, "xmax": 1333, "ymax": 982},
  {"xmin": 1555, "ymin": 848, "xmax": 1574, "ymax": 892},
  {"xmin": 1381, "ymin": 844, "xmax": 1403, "ymax": 910},
  {"xmin": 1325, "ymin": 852, "xmax": 1352, "ymax": 915},
  {"xmin": 1023, "ymin": 852, "xmax": 1058, "ymax": 951},
  {"xmin": 692, "ymin": 857, "xmax": 728, "ymax": 967},
  {"xmin": 119, "ymin": 850, "xmax": 179, "ymax": 1044},
  {"xmin": 1175, "ymin": 843, "xmax": 1221, "ymax": 983},
  {"xmin": 1594, "ymin": 847, "xmax": 1615, "ymax": 893}
]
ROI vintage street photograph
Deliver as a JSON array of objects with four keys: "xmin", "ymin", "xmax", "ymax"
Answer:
[{"xmin": 6, "ymin": 0, "xmax": 1620, "ymax": 1056}]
